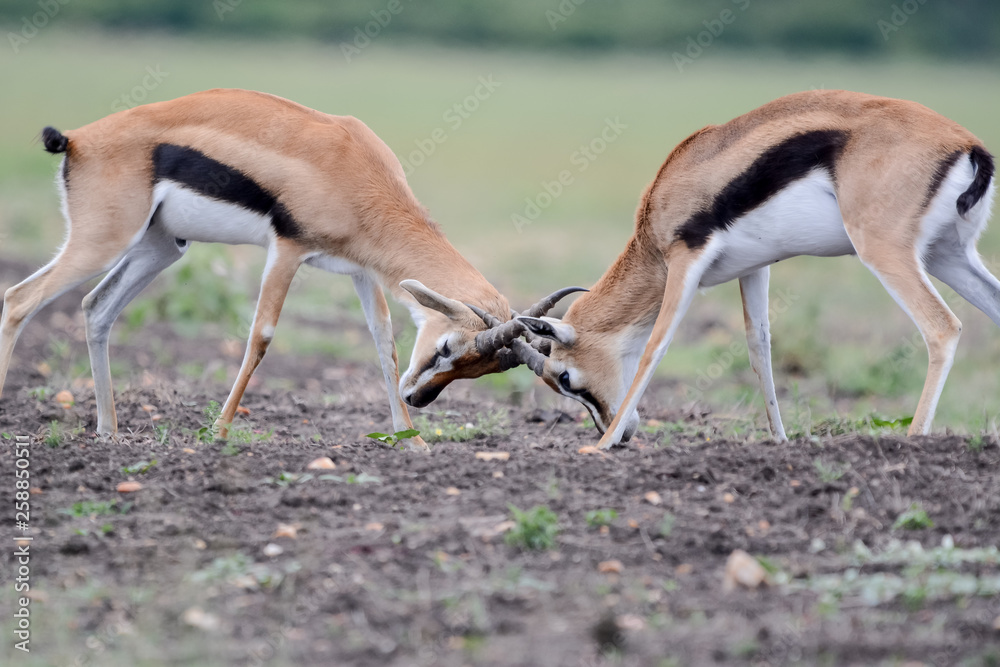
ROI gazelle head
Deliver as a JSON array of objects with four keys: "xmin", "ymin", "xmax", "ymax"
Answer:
[
  {"xmin": 397, "ymin": 280, "xmax": 586, "ymax": 408},
  {"xmin": 511, "ymin": 312, "xmax": 641, "ymax": 443}
]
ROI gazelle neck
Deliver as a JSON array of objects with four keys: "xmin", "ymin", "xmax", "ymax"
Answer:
[
  {"xmin": 569, "ymin": 231, "xmax": 668, "ymax": 334},
  {"xmin": 361, "ymin": 208, "xmax": 509, "ymax": 320}
]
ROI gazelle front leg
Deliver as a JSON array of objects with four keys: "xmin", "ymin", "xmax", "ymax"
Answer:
[
  {"xmin": 351, "ymin": 272, "xmax": 429, "ymax": 451},
  {"xmin": 599, "ymin": 241, "xmax": 720, "ymax": 449},
  {"xmin": 738, "ymin": 267, "xmax": 787, "ymax": 441},
  {"xmin": 216, "ymin": 239, "xmax": 302, "ymax": 438},
  {"xmin": 83, "ymin": 226, "xmax": 189, "ymax": 434}
]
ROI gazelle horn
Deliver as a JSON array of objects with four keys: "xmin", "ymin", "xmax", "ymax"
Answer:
[{"xmin": 468, "ymin": 287, "xmax": 587, "ymax": 355}]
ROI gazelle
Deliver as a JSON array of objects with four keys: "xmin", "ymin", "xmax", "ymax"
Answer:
[
  {"xmin": 0, "ymin": 88, "xmax": 576, "ymax": 449},
  {"xmin": 496, "ymin": 90, "xmax": 996, "ymax": 448}
]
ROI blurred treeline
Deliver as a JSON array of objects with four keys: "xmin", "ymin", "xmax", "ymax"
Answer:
[{"xmin": 1, "ymin": 0, "xmax": 997, "ymax": 58}]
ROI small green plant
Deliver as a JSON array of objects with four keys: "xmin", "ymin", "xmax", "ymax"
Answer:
[
  {"xmin": 44, "ymin": 420, "xmax": 65, "ymax": 447},
  {"xmin": 505, "ymin": 504, "xmax": 559, "ymax": 551},
  {"xmin": 59, "ymin": 499, "xmax": 132, "ymax": 518},
  {"xmin": 154, "ymin": 423, "xmax": 171, "ymax": 446},
  {"xmin": 657, "ymin": 513, "xmax": 676, "ymax": 538},
  {"xmin": 28, "ymin": 386, "xmax": 53, "ymax": 401},
  {"xmin": 868, "ymin": 415, "xmax": 913, "ymax": 430},
  {"xmin": 813, "ymin": 458, "xmax": 847, "ymax": 483},
  {"xmin": 264, "ymin": 471, "xmax": 379, "ymax": 487},
  {"xmin": 121, "ymin": 459, "xmax": 157, "ymax": 475},
  {"xmin": 585, "ymin": 509, "xmax": 618, "ymax": 528},
  {"xmin": 198, "ymin": 401, "xmax": 222, "ymax": 443},
  {"xmin": 366, "ymin": 429, "xmax": 420, "ymax": 448},
  {"xmin": 413, "ymin": 410, "xmax": 508, "ymax": 443},
  {"xmin": 893, "ymin": 503, "xmax": 934, "ymax": 530},
  {"xmin": 968, "ymin": 433, "xmax": 986, "ymax": 452}
]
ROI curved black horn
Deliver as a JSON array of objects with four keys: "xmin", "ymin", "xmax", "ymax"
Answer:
[
  {"xmin": 524, "ymin": 286, "xmax": 588, "ymax": 318},
  {"xmin": 467, "ymin": 303, "xmax": 527, "ymax": 355},
  {"xmin": 509, "ymin": 339, "xmax": 547, "ymax": 376}
]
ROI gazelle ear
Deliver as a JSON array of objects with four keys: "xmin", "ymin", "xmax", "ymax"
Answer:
[
  {"xmin": 400, "ymin": 280, "xmax": 469, "ymax": 321},
  {"xmin": 516, "ymin": 316, "xmax": 576, "ymax": 346}
]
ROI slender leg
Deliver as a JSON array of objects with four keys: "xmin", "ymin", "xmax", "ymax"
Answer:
[
  {"xmin": 598, "ymin": 242, "xmax": 719, "ymax": 449},
  {"xmin": 926, "ymin": 227, "xmax": 1000, "ymax": 327},
  {"xmin": 739, "ymin": 267, "xmax": 787, "ymax": 441},
  {"xmin": 0, "ymin": 239, "xmax": 139, "ymax": 400},
  {"xmin": 352, "ymin": 272, "xmax": 429, "ymax": 451},
  {"xmin": 82, "ymin": 226, "xmax": 188, "ymax": 434},
  {"xmin": 848, "ymin": 234, "xmax": 961, "ymax": 436},
  {"xmin": 216, "ymin": 239, "xmax": 302, "ymax": 438}
]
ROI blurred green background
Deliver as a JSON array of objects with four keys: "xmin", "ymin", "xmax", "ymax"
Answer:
[{"xmin": 1, "ymin": 0, "xmax": 999, "ymax": 433}]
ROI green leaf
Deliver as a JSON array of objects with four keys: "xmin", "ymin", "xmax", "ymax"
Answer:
[{"xmin": 393, "ymin": 429, "xmax": 420, "ymax": 440}]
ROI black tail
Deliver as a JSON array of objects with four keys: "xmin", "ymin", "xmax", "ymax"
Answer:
[
  {"xmin": 41, "ymin": 126, "xmax": 68, "ymax": 154},
  {"xmin": 957, "ymin": 145, "xmax": 995, "ymax": 216}
]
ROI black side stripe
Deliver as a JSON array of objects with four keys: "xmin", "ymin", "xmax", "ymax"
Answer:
[
  {"xmin": 676, "ymin": 130, "xmax": 849, "ymax": 250},
  {"xmin": 921, "ymin": 150, "xmax": 962, "ymax": 213},
  {"xmin": 957, "ymin": 145, "xmax": 995, "ymax": 216},
  {"xmin": 152, "ymin": 144, "xmax": 303, "ymax": 239}
]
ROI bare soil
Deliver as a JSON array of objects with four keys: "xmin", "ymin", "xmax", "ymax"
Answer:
[{"xmin": 1, "ymin": 258, "xmax": 999, "ymax": 666}]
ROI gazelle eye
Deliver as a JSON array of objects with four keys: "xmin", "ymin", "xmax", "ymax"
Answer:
[
  {"xmin": 558, "ymin": 370, "xmax": 572, "ymax": 392},
  {"xmin": 440, "ymin": 341, "xmax": 451, "ymax": 357}
]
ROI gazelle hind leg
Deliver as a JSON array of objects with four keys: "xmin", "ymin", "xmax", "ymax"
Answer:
[
  {"xmin": 83, "ymin": 223, "xmax": 189, "ymax": 434},
  {"xmin": 598, "ymin": 241, "xmax": 721, "ymax": 449},
  {"xmin": 352, "ymin": 272, "xmax": 428, "ymax": 451},
  {"xmin": 216, "ymin": 239, "xmax": 302, "ymax": 438},
  {"xmin": 925, "ymin": 225, "xmax": 1000, "ymax": 327},
  {"xmin": 739, "ymin": 267, "xmax": 787, "ymax": 441},
  {"xmin": 847, "ymin": 230, "xmax": 961, "ymax": 436},
  {"xmin": 0, "ymin": 232, "xmax": 148, "ymax": 400}
]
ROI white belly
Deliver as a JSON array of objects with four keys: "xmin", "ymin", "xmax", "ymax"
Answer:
[
  {"xmin": 154, "ymin": 181, "xmax": 274, "ymax": 247},
  {"xmin": 699, "ymin": 169, "xmax": 855, "ymax": 287}
]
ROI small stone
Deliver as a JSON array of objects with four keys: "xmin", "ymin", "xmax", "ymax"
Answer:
[
  {"xmin": 193, "ymin": 538, "xmax": 207, "ymax": 550},
  {"xmin": 475, "ymin": 451, "xmax": 510, "ymax": 461},
  {"xmin": 723, "ymin": 493, "xmax": 735, "ymax": 503},
  {"xmin": 364, "ymin": 522, "xmax": 384, "ymax": 532},
  {"xmin": 141, "ymin": 404, "xmax": 156, "ymax": 413},
  {"xmin": 492, "ymin": 471, "xmax": 504, "ymax": 478},
  {"xmin": 183, "ymin": 448, "xmax": 196, "ymax": 454},
  {"xmin": 116, "ymin": 481, "xmax": 142, "ymax": 493},
  {"xmin": 675, "ymin": 563, "xmax": 693, "ymax": 575},
  {"xmin": 274, "ymin": 523, "xmax": 298, "ymax": 539},
  {"xmin": 723, "ymin": 549, "xmax": 767, "ymax": 592},
  {"xmin": 55, "ymin": 390, "xmax": 74, "ymax": 408},
  {"xmin": 598, "ymin": 559, "xmax": 623, "ymax": 574},
  {"xmin": 29, "ymin": 487, "xmax": 43, "ymax": 495},
  {"xmin": 578, "ymin": 446, "xmax": 601, "ymax": 455},
  {"xmin": 617, "ymin": 614, "xmax": 646, "ymax": 631},
  {"xmin": 644, "ymin": 491, "xmax": 663, "ymax": 506},
  {"xmin": 182, "ymin": 606, "xmax": 220, "ymax": 632},
  {"xmin": 445, "ymin": 487, "xmax": 461, "ymax": 496},
  {"xmin": 306, "ymin": 456, "xmax": 336, "ymax": 470},
  {"xmin": 262, "ymin": 543, "xmax": 283, "ymax": 557}
]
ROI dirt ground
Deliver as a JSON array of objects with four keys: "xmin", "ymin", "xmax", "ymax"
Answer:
[{"xmin": 1, "ymin": 258, "xmax": 999, "ymax": 667}]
